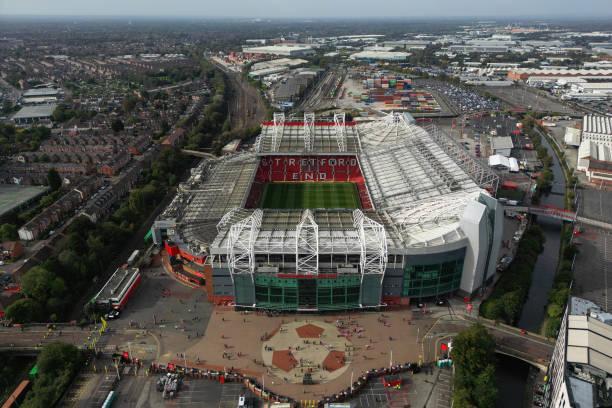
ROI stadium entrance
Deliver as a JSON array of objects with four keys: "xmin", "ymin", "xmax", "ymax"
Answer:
[{"xmin": 298, "ymin": 279, "xmax": 317, "ymax": 309}]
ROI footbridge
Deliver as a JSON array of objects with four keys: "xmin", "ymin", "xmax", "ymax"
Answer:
[
  {"xmin": 180, "ymin": 149, "xmax": 217, "ymax": 159},
  {"xmin": 505, "ymin": 205, "xmax": 612, "ymax": 230}
]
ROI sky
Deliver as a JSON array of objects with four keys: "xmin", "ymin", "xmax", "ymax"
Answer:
[{"xmin": 1, "ymin": 0, "xmax": 611, "ymax": 19}]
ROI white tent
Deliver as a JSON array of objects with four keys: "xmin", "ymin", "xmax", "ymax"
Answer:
[
  {"xmin": 509, "ymin": 157, "xmax": 519, "ymax": 172},
  {"xmin": 488, "ymin": 154, "xmax": 510, "ymax": 169}
]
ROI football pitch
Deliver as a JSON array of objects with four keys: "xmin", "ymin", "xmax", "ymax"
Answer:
[{"xmin": 259, "ymin": 182, "xmax": 361, "ymax": 209}]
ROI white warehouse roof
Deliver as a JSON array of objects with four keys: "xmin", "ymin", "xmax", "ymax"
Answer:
[
  {"xmin": 564, "ymin": 127, "xmax": 582, "ymax": 147},
  {"xmin": 349, "ymin": 51, "xmax": 411, "ymax": 61},
  {"xmin": 583, "ymin": 115, "xmax": 612, "ymax": 135}
]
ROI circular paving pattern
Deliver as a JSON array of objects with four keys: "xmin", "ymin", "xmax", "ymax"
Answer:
[{"xmin": 262, "ymin": 320, "xmax": 353, "ymax": 384}]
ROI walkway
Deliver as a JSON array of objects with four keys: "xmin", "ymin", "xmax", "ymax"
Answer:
[{"xmin": 505, "ymin": 205, "xmax": 612, "ymax": 230}]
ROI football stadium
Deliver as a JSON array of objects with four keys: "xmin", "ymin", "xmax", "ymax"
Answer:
[{"xmin": 152, "ymin": 112, "xmax": 503, "ymax": 311}]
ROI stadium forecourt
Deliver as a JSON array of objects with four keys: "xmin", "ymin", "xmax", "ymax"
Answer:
[{"xmin": 152, "ymin": 112, "xmax": 503, "ymax": 311}]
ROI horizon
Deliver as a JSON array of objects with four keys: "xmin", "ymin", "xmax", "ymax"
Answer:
[{"xmin": 1, "ymin": 0, "xmax": 612, "ymax": 19}]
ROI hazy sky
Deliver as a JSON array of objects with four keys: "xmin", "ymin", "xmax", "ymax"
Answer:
[{"xmin": 1, "ymin": 0, "xmax": 611, "ymax": 18}]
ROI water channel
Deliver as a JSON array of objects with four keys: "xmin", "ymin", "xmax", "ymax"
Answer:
[{"xmin": 496, "ymin": 130, "xmax": 566, "ymax": 407}]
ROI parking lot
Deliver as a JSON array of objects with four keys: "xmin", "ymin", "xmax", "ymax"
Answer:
[
  {"xmin": 577, "ymin": 188, "xmax": 612, "ymax": 224},
  {"xmin": 480, "ymin": 86, "xmax": 579, "ymax": 114},
  {"xmin": 571, "ymin": 226, "xmax": 611, "ymax": 313},
  {"xmin": 345, "ymin": 366, "xmax": 444, "ymax": 408},
  {"xmin": 419, "ymin": 80, "xmax": 502, "ymax": 113},
  {"xmin": 104, "ymin": 375, "xmax": 260, "ymax": 408}
]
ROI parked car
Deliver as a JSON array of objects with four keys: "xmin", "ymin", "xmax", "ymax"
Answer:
[{"xmin": 105, "ymin": 310, "xmax": 121, "ymax": 320}]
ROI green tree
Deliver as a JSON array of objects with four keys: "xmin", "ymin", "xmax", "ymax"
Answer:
[
  {"xmin": 500, "ymin": 291, "xmax": 522, "ymax": 323},
  {"xmin": 452, "ymin": 324, "xmax": 498, "ymax": 407},
  {"xmin": 0, "ymin": 223, "xmax": 18, "ymax": 241},
  {"xmin": 453, "ymin": 387, "xmax": 477, "ymax": 408},
  {"xmin": 547, "ymin": 303, "xmax": 563, "ymax": 319},
  {"xmin": 4, "ymin": 298, "xmax": 43, "ymax": 322},
  {"xmin": 47, "ymin": 168, "xmax": 62, "ymax": 191},
  {"xmin": 21, "ymin": 266, "xmax": 66, "ymax": 303},
  {"xmin": 22, "ymin": 342, "xmax": 81, "ymax": 408},
  {"xmin": 473, "ymin": 365, "xmax": 498, "ymax": 408}
]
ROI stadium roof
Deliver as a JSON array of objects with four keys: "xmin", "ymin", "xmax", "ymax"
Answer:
[
  {"xmin": 157, "ymin": 113, "xmax": 499, "ymax": 262},
  {"xmin": 254, "ymin": 113, "xmax": 360, "ymax": 154}
]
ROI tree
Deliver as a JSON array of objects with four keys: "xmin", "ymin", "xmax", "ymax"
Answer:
[
  {"xmin": 452, "ymin": 323, "xmax": 496, "ymax": 380},
  {"xmin": 47, "ymin": 168, "xmax": 62, "ymax": 191},
  {"xmin": 500, "ymin": 291, "xmax": 522, "ymax": 323},
  {"xmin": 452, "ymin": 324, "xmax": 498, "ymax": 407},
  {"xmin": 21, "ymin": 266, "xmax": 66, "ymax": 303},
  {"xmin": 111, "ymin": 118, "xmax": 124, "ymax": 132},
  {"xmin": 453, "ymin": 387, "xmax": 477, "ymax": 408},
  {"xmin": 0, "ymin": 223, "xmax": 18, "ymax": 241},
  {"xmin": 21, "ymin": 342, "xmax": 81, "ymax": 408},
  {"xmin": 4, "ymin": 298, "xmax": 43, "ymax": 323},
  {"xmin": 473, "ymin": 365, "xmax": 498, "ymax": 408}
]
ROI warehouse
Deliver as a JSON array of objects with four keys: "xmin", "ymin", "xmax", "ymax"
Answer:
[
  {"xmin": 349, "ymin": 51, "xmax": 411, "ymax": 61},
  {"xmin": 577, "ymin": 141, "xmax": 612, "ymax": 184},
  {"xmin": 582, "ymin": 115, "xmax": 612, "ymax": 144},
  {"xmin": 11, "ymin": 104, "xmax": 56, "ymax": 125},
  {"xmin": 242, "ymin": 44, "xmax": 314, "ymax": 57},
  {"xmin": 490, "ymin": 136, "xmax": 514, "ymax": 156}
]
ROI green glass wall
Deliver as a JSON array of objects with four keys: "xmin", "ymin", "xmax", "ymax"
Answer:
[
  {"xmin": 360, "ymin": 274, "xmax": 382, "ymax": 306},
  {"xmin": 401, "ymin": 258, "xmax": 464, "ymax": 298},
  {"xmin": 254, "ymin": 275, "xmax": 361, "ymax": 310},
  {"xmin": 316, "ymin": 275, "xmax": 361, "ymax": 311},
  {"xmin": 234, "ymin": 275, "xmax": 255, "ymax": 305}
]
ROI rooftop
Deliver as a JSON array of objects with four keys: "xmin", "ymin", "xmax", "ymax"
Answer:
[
  {"xmin": 0, "ymin": 184, "xmax": 49, "ymax": 217},
  {"xmin": 94, "ymin": 267, "xmax": 139, "ymax": 304},
  {"xmin": 583, "ymin": 115, "xmax": 612, "ymax": 135},
  {"xmin": 11, "ymin": 104, "xmax": 57, "ymax": 120},
  {"xmin": 490, "ymin": 137, "xmax": 514, "ymax": 150}
]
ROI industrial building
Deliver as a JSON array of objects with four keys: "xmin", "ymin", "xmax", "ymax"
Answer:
[
  {"xmin": 490, "ymin": 136, "xmax": 514, "ymax": 156},
  {"xmin": 248, "ymin": 58, "xmax": 308, "ymax": 78},
  {"xmin": 508, "ymin": 68, "xmax": 612, "ymax": 82},
  {"xmin": 242, "ymin": 44, "xmax": 315, "ymax": 57},
  {"xmin": 577, "ymin": 141, "xmax": 612, "ymax": 185},
  {"xmin": 152, "ymin": 113, "xmax": 502, "ymax": 310},
  {"xmin": 11, "ymin": 104, "xmax": 56, "ymax": 125},
  {"xmin": 349, "ymin": 51, "xmax": 411, "ymax": 61},
  {"xmin": 546, "ymin": 297, "xmax": 612, "ymax": 408},
  {"xmin": 582, "ymin": 115, "xmax": 612, "ymax": 145},
  {"xmin": 577, "ymin": 116, "xmax": 612, "ymax": 184},
  {"xmin": 21, "ymin": 85, "xmax": 63, "ymax": 104},
  {"xmin": 448, "ymin": 45, "xmax": 509, "ymax": 53}
]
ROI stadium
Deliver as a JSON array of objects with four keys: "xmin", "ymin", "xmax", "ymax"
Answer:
[{"xmin": 152, "ymin": 112, "xmax": 503, "ymax": 311}]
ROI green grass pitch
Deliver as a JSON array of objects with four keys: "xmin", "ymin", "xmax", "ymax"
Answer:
[{"xmin": 259, "ymin": 182, "xmax": 361, "ymax": 210}]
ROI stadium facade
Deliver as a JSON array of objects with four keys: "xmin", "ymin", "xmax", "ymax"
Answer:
[{"xmin": 152, "ymin": 113, "xmax": 503, "ymax": 310}]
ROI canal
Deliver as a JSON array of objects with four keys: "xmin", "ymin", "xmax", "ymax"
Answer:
[
  {"xmin": 517, "ymin": 129, "xmax": 566, "ymax": 332},
  {"xmin": 496, "ymin": 129, "xmax": 566, "ymax": 407}
]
